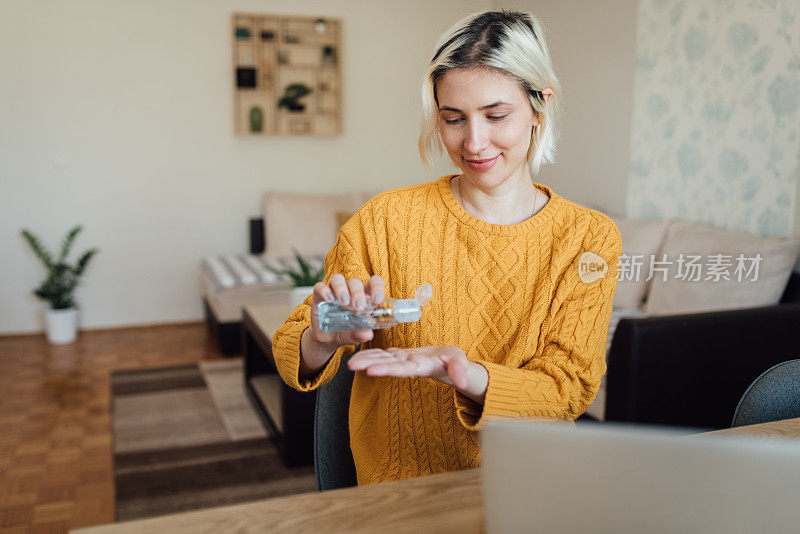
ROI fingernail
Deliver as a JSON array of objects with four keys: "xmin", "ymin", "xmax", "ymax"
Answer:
[
  {"xmin": 373, "ymin": 292, "xmax": 384, "ymax": 304},
  {"xmin": 325, "ymin": 290, "xmax": 335, "ymax": 302},
  {"xmin": 356, "ymin": 298, "xmax": 366, "ymax": 309},
  {"xmin": 341, "ymin": 294, "xmax": 350, "ymax": 305}
]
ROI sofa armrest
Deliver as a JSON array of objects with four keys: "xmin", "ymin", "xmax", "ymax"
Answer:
[
  {"xmin": 250, "ymin": 217, "xmax": 265, "ymax": 255},
  {"xmin": 780, "ymin": 271, "xmax": 800, "ymax": 304},
  {"xmin": 605, "ymin": 303, "xmax": 800, "ymax": 430}
]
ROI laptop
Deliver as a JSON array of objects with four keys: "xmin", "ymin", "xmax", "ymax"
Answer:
[{"xmin": 481, "ymin": 419, "xmax": 800, "ymax": 533}]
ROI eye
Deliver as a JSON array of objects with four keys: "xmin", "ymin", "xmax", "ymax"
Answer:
[{"xmin": 441, "ymin": 114, "xmax": 508, "ymax": 125}]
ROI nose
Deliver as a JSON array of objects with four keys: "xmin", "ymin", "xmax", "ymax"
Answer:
[{"xmin": 463, "ymin": 120, "xmax": 490, "ymax": 157}]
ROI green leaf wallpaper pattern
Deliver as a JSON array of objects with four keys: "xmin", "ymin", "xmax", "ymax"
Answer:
[{"xmin": 629, "ymin": 0, "xmax": 800, "ymax": 236}]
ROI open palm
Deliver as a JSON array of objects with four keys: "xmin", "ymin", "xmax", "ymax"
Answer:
[{"xmin": 347, "ymin": 345, "xmax": 470, "ymax": 389}]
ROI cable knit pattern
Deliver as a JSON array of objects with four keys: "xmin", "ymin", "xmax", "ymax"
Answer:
[{"xmin": 272, "ymin": 174, "xmax": 622, "ymax": 485}]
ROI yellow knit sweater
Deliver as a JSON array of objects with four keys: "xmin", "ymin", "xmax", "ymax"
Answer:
[{"xmin": 272, "ymin": 174, "xmax": 622, "ymax": 485}]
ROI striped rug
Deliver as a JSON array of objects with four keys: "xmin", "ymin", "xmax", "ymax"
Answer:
[{"xmin": 112, "ymin": 360, "xmax": 316, "ymax": 521}]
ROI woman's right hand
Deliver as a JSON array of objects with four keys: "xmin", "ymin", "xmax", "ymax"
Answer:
[{"xmin": 308, "ymin": 273, "xmax": 385, "ymax": 350}]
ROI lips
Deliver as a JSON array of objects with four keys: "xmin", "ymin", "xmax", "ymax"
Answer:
[{"xmin": 464, "ymin": 154, "xmax": 499, "ymax": 172}]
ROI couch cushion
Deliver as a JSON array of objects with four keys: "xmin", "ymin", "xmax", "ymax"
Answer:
[
  {"xmin": 201, "ymin": 275, "xmax": 295, "ymax": 323},
  {"xmin": 263, "ymin": 191, "xmax": 376, "ymax": 258},
  {"xmin": 202, "ymin": 254, "xmax": 323, "ymax": 291},
  {"xmin": 336, "ymin": 210, "xmax": 355, "ymax": 231},
  {"xmin": 609, "ymin": 217, "xmax": 672, "ymax": 310},
  {"xmin": 644, "ymin": 221, "xmax": 800, "ymax": 316}
]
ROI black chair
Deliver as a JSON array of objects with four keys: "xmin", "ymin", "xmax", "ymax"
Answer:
[
  {"xmin": 313, "ymin": 347, "xmax": 358, "ymax": 491},
  {"xmin": 731, "ymin": 359, "xmax": 800, "ymax": 427}
]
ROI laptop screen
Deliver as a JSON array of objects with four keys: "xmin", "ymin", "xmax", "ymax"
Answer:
[{"xmin": 481, "ymin": 419, "xmax": 800, "ymax": 534}]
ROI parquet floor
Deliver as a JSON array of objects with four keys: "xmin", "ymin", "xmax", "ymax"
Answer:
[{"xmin": 0, "ymin": 322, "xmax": 227, "ymax": 533}]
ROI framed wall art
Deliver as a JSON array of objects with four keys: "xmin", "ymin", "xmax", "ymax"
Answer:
[{"xmin": 232, "ymin": 13, "xmax": 342, "ymax": 136}]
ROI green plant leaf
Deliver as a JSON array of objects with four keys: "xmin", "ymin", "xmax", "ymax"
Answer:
[
  {"xmin": 20, "ymin": 229, "xmax": 54, "ymax": 270},
  {"xmin": 73, "ymin": 248, "xmax": 99, "ymax": 276},
  {"xmin": 58, "ymin": 225, "xmax": 82, "ymax": 263}
]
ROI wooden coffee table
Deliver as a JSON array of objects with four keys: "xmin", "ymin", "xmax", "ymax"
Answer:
[{"xmin": 242, "ymin": 303, "xmax": 317, "ymax": 467}]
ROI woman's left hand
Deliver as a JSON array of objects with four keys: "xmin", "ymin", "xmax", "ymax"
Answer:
[{"xmin": 347, "ymin": 345, "xmax": 471, "ymax": 389}]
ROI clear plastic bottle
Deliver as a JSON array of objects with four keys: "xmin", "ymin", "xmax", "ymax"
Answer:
[{"xmin": 317, "ymin": 283, "xmax": 433, "ymax": 333}]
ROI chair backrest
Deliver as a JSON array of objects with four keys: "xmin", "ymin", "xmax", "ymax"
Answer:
[
  {"xmin": 314, "ymin": 347, "xmax": 358, "ymax": 491},
  {"xmin": 731, "ymin": 359, "xmax": 800, "ymax": 427}
]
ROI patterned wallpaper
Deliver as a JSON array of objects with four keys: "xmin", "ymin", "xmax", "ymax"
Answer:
[{"xmin": 628, "ymin": 0, "xmax": 800, "ymax": 237}]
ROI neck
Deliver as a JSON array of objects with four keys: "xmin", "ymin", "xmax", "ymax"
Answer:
[{"xmin": 454, "ymin": 166, "xmax": 543, "ymax": 225}]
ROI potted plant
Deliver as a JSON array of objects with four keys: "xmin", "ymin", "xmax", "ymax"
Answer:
[
  {"xmin": 20, "ymin": 225, "xmax": 99, "ymax": 345},
  {"xmin": 277, "ymin": 83, "xmax": 313, "ymax": 112},
  {"xmin": 265, "ymin": 248, "xmax": 324, "ymax": 308}
]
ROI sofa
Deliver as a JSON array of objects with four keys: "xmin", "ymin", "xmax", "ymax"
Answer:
[
  {"xmin": 585, "ymin": 212, "xmax": 800, "ymax": 429},
  {"xmin": 201, "ymin": 192, "xmax": 800, "ymax": 431},
  {"xmin": 201, "ymin": 189, "xmax": 377, "ymax": 354}
]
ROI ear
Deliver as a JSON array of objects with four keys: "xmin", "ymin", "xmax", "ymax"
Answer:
[{"xmin": 542, "ymin": 87, "xmax": 553, "ymax": 106}]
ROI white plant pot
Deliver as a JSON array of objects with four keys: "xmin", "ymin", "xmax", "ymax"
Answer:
[
  {"xmin": 289, "ymin": 286, "xmax": 315, "ymax": 308},
  {"xmin": 44, "ymin": 307, "xmax": 79, "ymax": 345}
]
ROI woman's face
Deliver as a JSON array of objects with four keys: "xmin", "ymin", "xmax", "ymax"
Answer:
[{"xmin": 436, "ymin": 67, "xmax": 538, "ymax": 188}]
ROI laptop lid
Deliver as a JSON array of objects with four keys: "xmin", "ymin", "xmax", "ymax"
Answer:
[{"xmin": 481, "ymin": 419, "xmax": 800, "ymax": 534}]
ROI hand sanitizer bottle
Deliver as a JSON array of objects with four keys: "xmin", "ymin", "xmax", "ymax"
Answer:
[{"xmin": 317, "ymin": 283, "xmax": 433, "ymax": 333}]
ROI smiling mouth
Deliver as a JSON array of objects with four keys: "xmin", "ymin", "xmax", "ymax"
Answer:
[{"xmin": 465, "ymin": 156, "xmax": 499, "ymax": 163}]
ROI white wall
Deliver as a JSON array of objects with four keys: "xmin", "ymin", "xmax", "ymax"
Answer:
[
  {"xmin": 4, "ymin": 1, "xmax": 797, "ymax": 336},
  {"xmin": 494, "ymin": 0, "xmax": 638, "ymax": 216},
  {"xmin": 0, "ymin": 0, "xmax": 488, "ymax": 335}
]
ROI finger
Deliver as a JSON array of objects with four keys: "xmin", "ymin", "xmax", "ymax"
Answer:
[
  {"xmin": 444, "ymin": 357, "xmax": 469, "ymax": 389},
  {"xmin": 348, "ymin": 349, "xmax": 399, "ymax": 369},
  {"xmin": 388, "ymin": 346, "xmax": 435, "ymax": 356},
  {"xmin": 348, "ymin": 355, "xmax": 399, "ymax": 371},
  {"xmin": 364, "ymin": 275, "xmax": 386, "ymax": 304},
  {"xmin": 351, "ymin": 348, "xmax": 392, "ymax": 357},
  {"xmin": 384, "ymin": 348, "xmax": 410, "ymax": 360},
  {"xmin": 342, "ymin": 329, "xmax": 373, "ymax": 344},
  {"xmin": 329, "ymin": 273, "xmax": 350, "ymax": 306},
  {"xmin": 347, "ymin": 278, "xmax": 367, "ymax": 310},
  {"xmin": 313, "ymin": 282, "xmax": 335, "ymax": 304},
  {"xmin": 366, "ymin": 360, "xmax": 420, "ymax": 377}
]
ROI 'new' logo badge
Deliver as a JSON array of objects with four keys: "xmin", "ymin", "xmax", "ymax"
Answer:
[{"xmin": 578, "ymin": 251, "xmax": 608, "ymax": 283}]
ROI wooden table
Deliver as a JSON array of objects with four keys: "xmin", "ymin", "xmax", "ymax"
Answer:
[
  {"xmin": 72, "ymin": 417, "xmax": 800, "ymax": 534},
  {"xmin": 242, "ymin": 303, "xmax": 317, "ymax": 467}
]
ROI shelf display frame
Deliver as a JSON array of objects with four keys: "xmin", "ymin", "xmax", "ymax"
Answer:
[{"xmin": 232, "ymin": 13, "xmax": 342, "ymax": 136}]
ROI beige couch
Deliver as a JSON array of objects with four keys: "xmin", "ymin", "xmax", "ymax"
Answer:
[
  {"xmin": 200, "ymin": 190, "xmax": 377, "ymax": 353},
  {"xmin": 586, "ymin": 214, "xmax": 800, "ymax": 420}
]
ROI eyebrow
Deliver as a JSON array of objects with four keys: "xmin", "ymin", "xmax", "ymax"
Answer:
[{"xmin": 438, "ymin": 101, "xmax": 512, "ymax": 112}]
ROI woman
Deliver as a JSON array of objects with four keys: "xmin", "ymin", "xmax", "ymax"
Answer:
[{"xmin": 272, "ymin": 9, "xmax": 622, "ymax": 485}]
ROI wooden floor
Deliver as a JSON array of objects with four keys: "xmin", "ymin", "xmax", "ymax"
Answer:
[{"xmin": 0, "ymin": 322, "xmax": 228, "ymax": 533}]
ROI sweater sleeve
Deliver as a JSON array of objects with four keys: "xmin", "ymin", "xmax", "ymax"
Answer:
[
  {"xmin": 453, "ymin": 218, "xmax": 623, "ymax": 430},
  {"xmin": 271, "ymin": 214, "xmax": 377, "ymax": 392}
]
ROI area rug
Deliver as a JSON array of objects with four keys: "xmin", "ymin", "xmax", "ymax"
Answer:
[{"xmin": 111, "ymin": 359, "xmax": 316, "ymax": 521}]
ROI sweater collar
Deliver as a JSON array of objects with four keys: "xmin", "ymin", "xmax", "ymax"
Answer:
[{"xmin": 437, "ymin": 174, "xmax": 560, "ymax": 236}]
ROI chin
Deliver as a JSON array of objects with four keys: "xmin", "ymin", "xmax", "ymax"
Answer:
[{"xmin": 460, "ymin": 165, "xmax": 511, "ymax": 189}]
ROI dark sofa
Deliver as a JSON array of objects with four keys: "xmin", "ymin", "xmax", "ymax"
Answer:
[{"xmin": 605, "ymin": 271, "xmax": 800, "ymax": 431}]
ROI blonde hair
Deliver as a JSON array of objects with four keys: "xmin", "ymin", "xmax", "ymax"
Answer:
[{"xmin": 418, "ymin": 10, "xmax": 561, "ymax": 177}]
